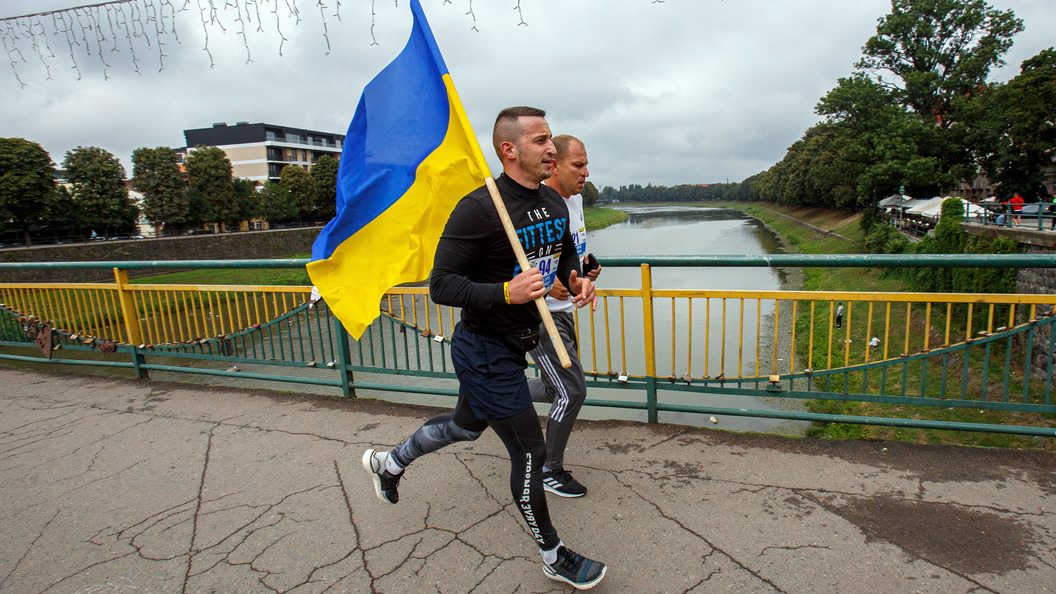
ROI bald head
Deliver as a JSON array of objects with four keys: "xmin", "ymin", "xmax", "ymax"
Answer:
[
  {"xmin": 552, "ymin": 134, "xmax": 583, "ymax": 161},
  {"xmin": 547, "ymin": 134, "xmax": 589, "ymax": 198}
]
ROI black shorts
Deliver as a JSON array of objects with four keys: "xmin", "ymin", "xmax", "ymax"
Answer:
[{"xmin": 450, "ymin": 324, "xmax": 532, "ymax": 420}]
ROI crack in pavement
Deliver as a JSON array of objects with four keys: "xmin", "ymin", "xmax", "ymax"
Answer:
[
  {"xmin": 0, "ymin": 508, "xmax": 59, "ymax": 591},
  {"xmin": 607, "ymin": 468, "xmax": 789, "ymax": 593},
  {"xmin": 3, "ymin": 370, "xmax": 1054, "ymax": 593}
]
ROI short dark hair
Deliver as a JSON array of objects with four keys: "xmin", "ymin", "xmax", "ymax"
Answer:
[{"xmin": 492, "ymin": 106, "xmax": 547, "ymax": 158}]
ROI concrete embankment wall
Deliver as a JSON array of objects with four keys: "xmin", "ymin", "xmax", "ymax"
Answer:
[
  {"xmin": 961, "ymin": 223, "xmax": 1056, "ymax": 296},
  {"xmin": 962, "ymin": 223, "xmax": 1056, "ymax": 376},
  {"xmin": 0, "ymin": 227, "xmax": 321, "ymax": 284}
]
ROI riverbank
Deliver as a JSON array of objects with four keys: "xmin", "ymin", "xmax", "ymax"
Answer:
[
  {"xmin": 584, "ymin": 204, "xmax": 629, "ymax": 230},
  {"xmin": 605, "ymin": 201, "xmax": 1054, "ymax": 451}
]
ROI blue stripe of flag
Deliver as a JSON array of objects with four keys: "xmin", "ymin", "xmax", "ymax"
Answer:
[{"xmin": 311, "ymin": 4, "xmax": 450, "ymax": 261}]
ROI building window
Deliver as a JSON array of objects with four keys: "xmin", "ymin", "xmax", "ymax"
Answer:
[{"xmin": 287, "ymin": 133, "xmax": 302, "ymax": 145}]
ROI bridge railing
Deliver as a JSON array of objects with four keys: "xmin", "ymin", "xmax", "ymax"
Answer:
[{"xmin": 2, "ymin": 256, "xmax": 1055, "ymax": 437}]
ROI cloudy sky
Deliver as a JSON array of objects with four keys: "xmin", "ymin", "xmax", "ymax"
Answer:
[{"xmin": 2, "ymin": 0, "xmax": 1053, "ymax": 189}]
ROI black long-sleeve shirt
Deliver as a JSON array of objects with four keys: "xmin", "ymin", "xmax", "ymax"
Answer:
[{"xmin": 429, "ymin": 173, "xmax": 580, "ymax": 336}]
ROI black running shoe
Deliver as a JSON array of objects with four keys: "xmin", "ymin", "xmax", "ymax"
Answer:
[
  {"xmin": 362, "ymin": 449, "xmax": 402, "ymax": 504},
  {"xmin": 543, "ymin": 545, "xmax": 606, "ymax": 590},
  {"xmin": 543, "ymin": 469, "xmax": 587, "ymax": 498}
]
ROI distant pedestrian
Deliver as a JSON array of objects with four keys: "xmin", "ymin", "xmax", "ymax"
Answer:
[
  {"xmin": 869, "ymin": 335, "xmax": 881, "ymax": 349},
  {"xmin": 835, "ymin": 302, "xmax": 844, "ymax": 329},
  {"xmin": 1010, "ymin": 193, "xmax": 1024, "ymax": 226}
]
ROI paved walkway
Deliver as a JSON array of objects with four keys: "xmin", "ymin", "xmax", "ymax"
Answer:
[{"xmin": 1, "ymin": 368, "xmax": 1055, "ymax": 593}]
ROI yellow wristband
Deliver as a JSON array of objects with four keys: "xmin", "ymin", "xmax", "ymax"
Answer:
[{"xmin": 503, "ymin": 282, "xmax": 511, "ymax": 304}]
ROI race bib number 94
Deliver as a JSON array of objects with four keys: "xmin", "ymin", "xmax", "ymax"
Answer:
[{"xmin": 528, "ymin": 254, "xmax": 561, "ymax": 290}]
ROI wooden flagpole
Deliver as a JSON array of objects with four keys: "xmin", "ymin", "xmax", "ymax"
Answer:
[{"xmin": 484, "ymin": 176, "xmax": 572, "ymax": 369}]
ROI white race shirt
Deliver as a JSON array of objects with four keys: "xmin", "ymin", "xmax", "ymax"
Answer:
[{"xmin": 544, "ymin": 191, "xmax": 586, "ymax": 314}]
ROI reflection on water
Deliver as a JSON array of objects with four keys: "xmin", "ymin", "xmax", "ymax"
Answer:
[{"xmin": 589, "ymin": 206, "xmax": 795, "ymax": 290}]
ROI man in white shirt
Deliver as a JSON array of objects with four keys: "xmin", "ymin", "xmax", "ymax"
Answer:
[{"xmin": 528, "ymin": 134, "xmax": 601, "ymax": 498}]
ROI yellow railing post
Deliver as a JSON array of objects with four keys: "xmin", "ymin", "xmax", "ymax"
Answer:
[
  {"xmin": 641, "ymin": 264, "xmax": 656, "ymax": 377},
  {"xmin": 640, "ymin": 264, "xmax": 658, "ymax": 422},
  {"xmin": 113, "ymin": 268, "xmax": 143, "ymax": 345}
]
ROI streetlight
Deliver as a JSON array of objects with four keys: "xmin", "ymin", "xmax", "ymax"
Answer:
[{"xmin": 898, "ymin": 185, "xmax": 905, "ymax": 229}]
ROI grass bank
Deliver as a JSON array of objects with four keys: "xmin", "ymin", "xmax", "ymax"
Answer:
[
  {"xmin": 134, "ymin": 265, "xmax": 311, "ymax": 286},
  {"xmin": 585, "ymin": 205, "xmax": 629, "ymax": 230},
  {"xmin": 707, "ymin": 201, "xmax": 1054, "ymax": 450}
]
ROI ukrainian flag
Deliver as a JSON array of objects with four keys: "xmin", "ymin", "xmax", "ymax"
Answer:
[{"xmin": 308, "ymin": 0, "xmax": 489, "ymax": 339}]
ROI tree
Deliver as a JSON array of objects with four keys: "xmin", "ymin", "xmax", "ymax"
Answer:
[
  {"xmin": 131, "ymin": 146, "xmax": 188, "ymax": 236},
  {"xmin": 259, "ymin": 180, "xmax": 298, "ymax": 225},
  {"xmin": 759, "ymin": 123, "xmax": 866, "ymax": 209},
  {"xmin": 721, "ymin": 0, "xmax": 1034, "ymax": 216},
  {"xmin": 234, "ymin": 178, "xmax": 262, "ymax": 228},
  {"xmin": 279, "ymin": 165, "xmax": 318, "ymax": 223},
  {"xmin": 817, "ymin": 72, "xmax": 957, "ymax": 213},
  {"xmin": 927, "ymin": 197, "xmax": 968, "ymax": 291},
  {"xmin": 49, "ymin": 185, "xmax": 82, "ymax": 235},
  {"xmin": 856, "ymin": 0, "xmax": 1023, "ymax": 126},
  {"xmin": 186, "ymin": 187, "xmax": 216, "ymax": 229},
  {"xmin": 958, "ymin": 48, "xmax": 1056, "ymax": 200},
  {"xmin": 0, "ymin": 137, "xmax": 57, "ymax": 245},
  {"xmin": 581, "ymin": 181, "xmax": 599, "ymax": 207},
  {"xmin": 185, "ymin": 146, "xmax": 239, "ymax": 228},
  {"xmin": 310, "ymin": 155, "xmax": 339, "ymax": 221},
  {"xmin": 62, "ymin": 146, "xmax": 136, "ymax": 235}
]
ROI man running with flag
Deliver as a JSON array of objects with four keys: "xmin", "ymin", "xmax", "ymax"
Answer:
[
  {"xmin": 363, "ymin": 106, "xmax": 607, "ymax": 590},
  {"xmin": 306, "ymin": 0, "xmax": 607, "ymax": 588}
]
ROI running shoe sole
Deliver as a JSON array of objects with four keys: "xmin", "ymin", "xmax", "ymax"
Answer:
[
  {"xmin": 362, "ymin": 448, "xmax": 395, "ymax": 504},
  {"xmin": 543, "ymin": 563, "xmax": 607, "ymax": 590},
  {"xmin": 543, "ymin": 483, "xmax": 586, "ymax": 498}
]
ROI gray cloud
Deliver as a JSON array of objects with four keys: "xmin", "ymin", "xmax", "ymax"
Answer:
[{"xmin": 2, "ymin": 0, "xmax": 1052, "ymax": 189}]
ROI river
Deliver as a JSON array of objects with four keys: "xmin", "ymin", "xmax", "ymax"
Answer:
[
  {"xmin": 569, "ymin": 204, "xmax": 808, "ymax": 434},
  {"xmin": 587, "ymin": 205, "xmax": 796, "ymax": 290}
]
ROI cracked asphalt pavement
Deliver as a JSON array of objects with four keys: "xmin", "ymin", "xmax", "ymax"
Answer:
[{"xmin": 1, "ymin": 368, "xmax": 1055, "ymax": 593}]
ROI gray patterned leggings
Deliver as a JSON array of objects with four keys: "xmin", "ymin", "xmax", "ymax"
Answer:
[{"xmin": 390, "ymin": 394, "xmax": 560, "ymax": 551}]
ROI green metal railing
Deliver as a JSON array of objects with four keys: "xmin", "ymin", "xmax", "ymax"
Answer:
[{"xmin": 2, "ymin": 255, "xmax": 1056, "ymax": 437}]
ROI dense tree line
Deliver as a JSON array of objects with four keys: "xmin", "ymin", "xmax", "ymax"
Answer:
[
  {"xmin": 601, "ymin": 181, "xmax": 751, "ymax": 204},
  {"xmin": 1, "ymin": 140, "xmax": 138, "ymax": 245},
  {"xmin": 605, "ymin": 0, "xmax": 1054, "ymax": 225},
  {"xmin": 1, "ymin": 138, "xmax": 341, "ymax": 245}
]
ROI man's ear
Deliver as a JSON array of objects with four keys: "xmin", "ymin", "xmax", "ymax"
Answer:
[{"xmin": 500, "ymin": 141, "xmax": 517, "ymax": 161}]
